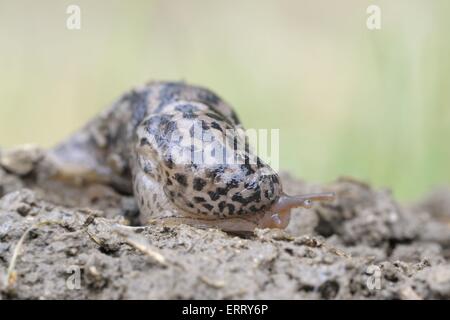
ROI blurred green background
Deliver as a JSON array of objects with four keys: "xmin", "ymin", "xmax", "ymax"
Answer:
[{"xmin": 1, "ymin": 0, "xmax": 449, "ymax": 200}]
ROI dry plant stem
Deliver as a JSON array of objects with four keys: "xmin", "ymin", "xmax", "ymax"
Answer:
[
  {"xmin": 113, "ymin": 226, "xmax": 167, "ymax": 266},
  {"xmin": 5, "ymin": 220, "xmax": 56, "ymax": 289}
]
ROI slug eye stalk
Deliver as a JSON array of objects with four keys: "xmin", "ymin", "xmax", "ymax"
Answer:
[{"xmin": 271, "ymin": 192, "xmax": 335, "ymax": 212}]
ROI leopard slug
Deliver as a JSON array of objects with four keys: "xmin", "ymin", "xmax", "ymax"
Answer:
[{"xmin": 47, "ymin": 81, "xmax": 334, "ymax": 232}]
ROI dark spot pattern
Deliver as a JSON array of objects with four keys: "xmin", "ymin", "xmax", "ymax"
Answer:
[
  {"xmin": 122, "ymin": 89, "xmax": 150, "ymax": 129},
  {"xmin": 210, "ymin": 121, "xmax": 223, "ymax": 132},
  {"xmin": 197, "ymin": 89, "xmax": 221, "ymax": 106},
  {"xmin": 156, "ymin": 82, "xmax": 183, "ymax": 112},
  {"xmin": 140, "ymin": 137, "xmax": 150, "ymax": 147},
  {"xmin": 164, "ymin": 155, "xmax": 175, "ymax": 169},
  {"xmin": 206, "ymin": 165, "xmax": 226, "ymax": 181},
  {"xmin": 218, "ymin": 201, "xmax": 226, "ymax": 212},
  {"xmin": 174, "ymin": 173, "xmax": 188, "ymax": 187},
  {"xmin": 244, "ymin": 180, "xmax": 258, "ymax": 190},
  {"xmin": 232, "ymin": 186, "xmax": 261, "ymax": 206},
  {"xmin": 202, "ymin": 203, "xmax": 214, "ymax": 211},
  {"xmin": 205, "ymin": 112, "xmax": 233, "ymax": 126},
  {"xmin": 193, "ymin": 178, "xmax": 207, "ymax": 191},
  {"xmin": 227, "ymin": 204, "xmax": 235, "ymax": 215},
  {"xmin": 164, "ymin": 121, "xmax": 178, "ymax": 136},
  {"xmin": 240, "ymin": 164, "xmax": 256, "ymax": 176},
  {"xmin": 217, "ymin": 201, "xmax": 235, "ymax": 215},
  {"xmin": 175, "ymin": 103, "xmax": 200, "ymax": 119},
  {"xmin": 143, "ymin": 163, "xmax": 152, "ymax": 174},
  {"xmin": 194, "ymin": 196, "xmax": 206, "ymax": 203},
  {"xmin": 201, "ymin": 120, "xmax": 210, "ymax": 131},
  {"xmin": 227, "ymin": 178, "xmax": 240, "ymax": 189},
  {"xmin": 144, "ymin": 114, "xmax": 174, "ymax": 149},
  {"xmin": 208, "ymin": 191, "xmax": 221, "ymax": 201},
  {"xmin": 256, "ymin": 157, "xmax": 264, "ymax": 168}
]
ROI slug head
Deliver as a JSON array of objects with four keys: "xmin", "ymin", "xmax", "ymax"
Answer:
[{"xmin": 162, "ymin": 161, "xmax": 283, "ymax": 218}]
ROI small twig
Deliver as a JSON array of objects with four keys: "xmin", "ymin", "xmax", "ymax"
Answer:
[
  {"xmin": 85, "ymin": 229, "xmax": 104, "ymax": 247},
  {"xmin": 5, "ymin": 225, "xmax": 34, "ymax": 289},
  {"xmin": 113, "ymin": 225, "xmax": 147, "ymax": 233},
  {"xmin": 113, "ymin": 227, "xmax": 167, "ymax": 267},
  {"xmin": 4, "ymin": 220, "xmax": 56, "ymax": 290},
  {"xmin": 199, "ymin": 275, "xmax": 225, "ymax": 289}
]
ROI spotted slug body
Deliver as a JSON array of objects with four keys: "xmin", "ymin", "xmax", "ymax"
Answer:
[{"xmin": 49, "ymin": 81, "xmax": 334, "ymax": 232}]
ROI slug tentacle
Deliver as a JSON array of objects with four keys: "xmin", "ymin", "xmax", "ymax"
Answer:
[
  {"xmin": 271, "ymin": 192, "xmax": 335, "ymax": 212},
  {"xmin": 257, "ymin": 192, "xmax": 335, "ymax": 230}
]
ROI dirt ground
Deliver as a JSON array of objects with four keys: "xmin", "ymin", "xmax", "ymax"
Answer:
[{"xmin": 0, "ymin": 146, "xmax": 449, "ymax": 299}]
